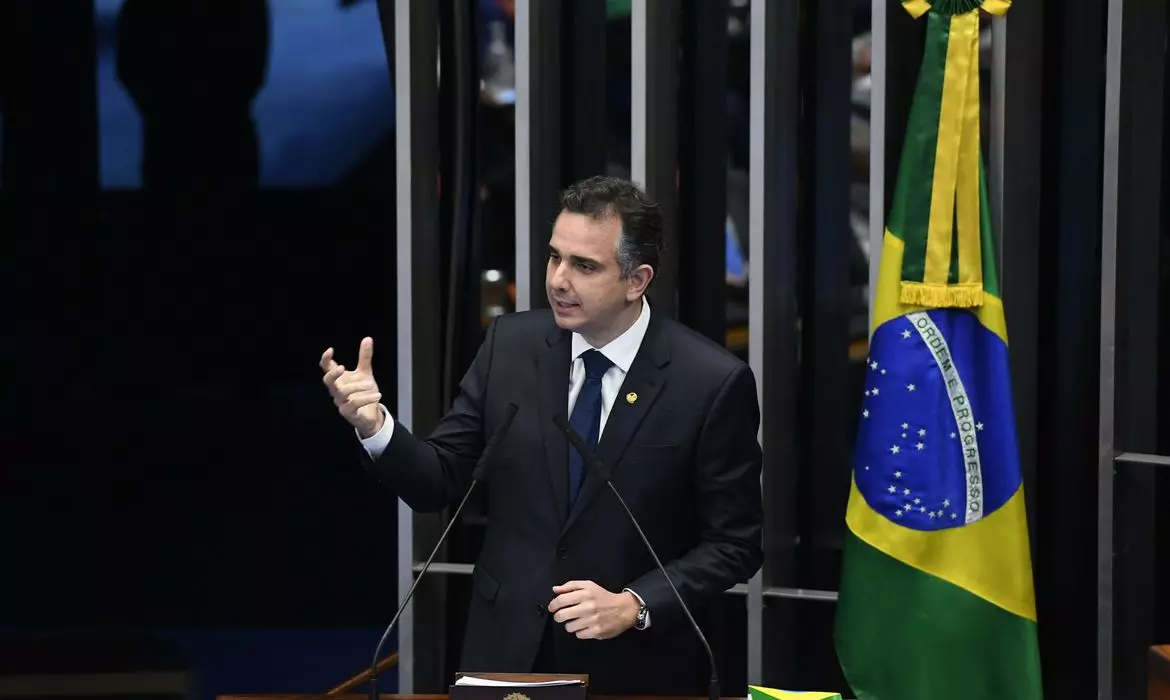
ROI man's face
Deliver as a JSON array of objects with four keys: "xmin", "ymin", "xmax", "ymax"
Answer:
[{"xmin": 545, "ymin": 211, "xmax": 644, "ymax": 344}]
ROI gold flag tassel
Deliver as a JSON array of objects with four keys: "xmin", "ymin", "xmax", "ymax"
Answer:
[
  {"xmin": 903, "ymin": 0, "xmax": 1012, "ymax": 19},
  {"xmin": 894, "ymin": 0, "xmax": 1010, "ymax": 308}
]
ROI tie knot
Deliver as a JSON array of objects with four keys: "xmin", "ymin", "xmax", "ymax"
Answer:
[{"xmin": 581, "ymin": 349, "xmax": 613, "ymax": 380}]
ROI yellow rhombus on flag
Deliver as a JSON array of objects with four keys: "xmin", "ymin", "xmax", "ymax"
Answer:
[{"xmin": 749, "ymin": 685, "xmax": 841, "ymax": 700}]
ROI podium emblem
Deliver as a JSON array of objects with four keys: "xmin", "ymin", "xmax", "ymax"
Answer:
[
  {"xmin": 626, "ymin": 392, "xmax": 638, "ymax": 404},
  {"xmin": 503, "ymin": 693, "xmax": 530, "ymax": 700}
]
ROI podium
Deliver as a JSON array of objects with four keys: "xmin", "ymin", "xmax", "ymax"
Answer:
[
  {"xmin": 221, "ymin": 674, "xmax": 736, "ymax": 700},
  {"xmin": 218, "ymin": 695, "xmax": 734, "ymax": 700}
]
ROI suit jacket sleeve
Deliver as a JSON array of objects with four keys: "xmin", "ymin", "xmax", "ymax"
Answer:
[
  {"xmin": 626, "ymin": 363, "xmax": 764, "ymax": 627},
  {"xmin": 359, "ymin": 316, "xmax": 500, "ymax": 512}
]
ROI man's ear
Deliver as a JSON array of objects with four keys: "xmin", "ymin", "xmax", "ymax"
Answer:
[{"xmin": 625, "ymin": 264, "xmax": 654, "ymax": 301}]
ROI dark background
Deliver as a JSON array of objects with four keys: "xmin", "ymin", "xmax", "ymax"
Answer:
[{"xmin": 1, "ymin": 1, "xmax": 1169, "ymax": 699}]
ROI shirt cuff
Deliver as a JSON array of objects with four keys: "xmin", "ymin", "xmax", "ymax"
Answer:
[
  {"xmin": 358, "ymin": 405, "xmax": 394, "ymax": 459},
  {"xmin": 623, "ymin": 587, "xmax": 650, "ymax": 628}
]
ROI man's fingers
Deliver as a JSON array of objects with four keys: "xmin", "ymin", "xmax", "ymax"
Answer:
[
  {"xmin": 334, "ymin": 378, "xmax": 376, "ymax": 396},
  {"xmin": 320, "ymin": 348, "xmax": 339, "ymax": 373},
  {"xmin": 552, "ymin": 605, "xmax": 582, "ymax": 624},
  {"xmin": 552, "ymin": 580, "xmax": 591, "ymax": 594},
  {"xmin": 322, "ymin": 364, "xmax": 345, "ymax": 388},
  {"xmin": 564, "ymin": 615, "xmax": 594, "ymax": 635},
  {"xmin": 339, "ymin": 391, "xmax": 382, "ymax": 412},
  {"xmin": 548, "ymin": 589, "xmax": 590, "ymax": 614},
  {"xmin": 357, "ymin": 337, "xmax": 375, "ymax": 373}
]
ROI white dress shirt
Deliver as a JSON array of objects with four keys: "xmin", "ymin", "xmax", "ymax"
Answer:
[{"xmin": 356, "ymin": 298, "xmax": 653, "ymax": 625}]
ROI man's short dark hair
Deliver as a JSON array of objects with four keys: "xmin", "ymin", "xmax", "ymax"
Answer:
[{"xmin": 558, "ymin": 175, "xmax": 664, "ymax": 281}]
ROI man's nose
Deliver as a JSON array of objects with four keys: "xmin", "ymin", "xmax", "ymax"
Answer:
[{"xmin": 550, "ymin": 261, "xmax": 569, "ymax": 289}]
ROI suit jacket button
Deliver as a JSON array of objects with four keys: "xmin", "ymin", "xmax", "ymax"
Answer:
[
  {"xmin": 557, "ymin": 546, "xmax": 568, "ymax": 560},
  {"xmin": 536, "ymin": 603, "xmax": 545, "ymax": 616}
]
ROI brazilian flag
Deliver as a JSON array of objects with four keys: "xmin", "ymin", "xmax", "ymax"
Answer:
[{"xmin": 834, "ymin": 2, "xmax": 1042, "ymax": 699}]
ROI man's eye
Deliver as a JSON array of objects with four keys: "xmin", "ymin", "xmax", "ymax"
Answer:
[{"xmin": 576, "ymin": 262, "xmax": 594, "ymax": 272}]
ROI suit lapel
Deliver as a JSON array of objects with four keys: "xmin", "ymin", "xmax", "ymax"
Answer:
[
  {"xmin": 537, "ymin": 325, "xmax": 572, "ymax": 526},
  {"xmin": 562, "ymin": 315, "xmax": 670, "ymax": 534}
]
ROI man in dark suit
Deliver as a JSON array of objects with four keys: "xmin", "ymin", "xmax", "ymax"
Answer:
[{"xmin": 320, "ymin": 176, "xmax": 763, "ymax": 694}]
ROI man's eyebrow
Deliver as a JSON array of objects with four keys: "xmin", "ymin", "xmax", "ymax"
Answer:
[
  {"xmin": 548, "ymin": 246, "xmax": 602, "ymax": 267},
  {"xmin": 569, "ymin": 254, "xmax": 601, "ymax": 267}
]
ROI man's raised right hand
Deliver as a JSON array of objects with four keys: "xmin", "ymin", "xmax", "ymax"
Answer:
[{"xmin": 321, "ymin": 337, "xmax": 384, "ymax": 438}]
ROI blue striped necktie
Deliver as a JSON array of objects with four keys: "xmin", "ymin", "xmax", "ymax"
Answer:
[{"xmin": 568, "ymin": 349, "xmax": 613, "ymax": 506}]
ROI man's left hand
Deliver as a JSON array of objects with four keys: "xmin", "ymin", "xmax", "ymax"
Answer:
[{"xmin": 548, "ymin": 580, "xmax": 640, "ymax": 640}]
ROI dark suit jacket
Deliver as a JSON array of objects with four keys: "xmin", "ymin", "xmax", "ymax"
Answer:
[{"xmin": 363, "ymin": 308, "xmax": 763, "ymax": 694}]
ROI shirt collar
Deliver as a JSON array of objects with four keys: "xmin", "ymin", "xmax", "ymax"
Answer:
[{"xmin": 570, "ymin": 298, "xmax": 651, "ymax": 373}]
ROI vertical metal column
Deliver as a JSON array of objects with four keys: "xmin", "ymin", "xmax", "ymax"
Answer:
[
  {"xmin": 749, "ymin": 0, "xmax": 801, "ymax": 686},
  {"xmin": 386, "ymin": 0, "xmax": 441, "ymax": 691},
  {"xmin": 514, "ymin": 0, "xmax": 562, "ymax": 311},
  {"xmin": 631, "ymin": 0, "xmax": 679, "ymax": 318},
  {"xmin": 393, "ymin": 0, "xmax": 416, "ymax": 681},
  {"xmin": 1097, "ymin": 0, "xmax": 1123, "ymax": 695}
]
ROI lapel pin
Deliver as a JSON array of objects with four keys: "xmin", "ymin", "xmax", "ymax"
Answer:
[{"xmin": 626, "ymin": 392, "xmax": 638, "ymax": 404}]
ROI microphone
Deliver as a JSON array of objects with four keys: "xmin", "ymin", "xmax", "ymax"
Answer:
[
  {"xmin": 552, "ymin": 415, "xmax": 720, "ymax": 700},
  {"xmin": 368, "ymin": 403, "xmax": 519, "ymax": 700}
]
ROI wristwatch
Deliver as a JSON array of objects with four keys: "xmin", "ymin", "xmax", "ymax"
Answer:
[
  {"xmin": 624, "ymin": 588, "xmax": 650, "ymax": 630},
  {"xmin": 633, "ymin": 603, "xmax": 649, "ymax": 631}
]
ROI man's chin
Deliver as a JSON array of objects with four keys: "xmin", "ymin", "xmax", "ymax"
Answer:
[{"xmin": 552, "ymin": 313, "xmax": 583, "ymax": 331}]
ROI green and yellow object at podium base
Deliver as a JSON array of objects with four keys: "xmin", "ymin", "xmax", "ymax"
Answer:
[{"xmin": 748, "ymin": 685, "xmax": 842, "ymax": 700}]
